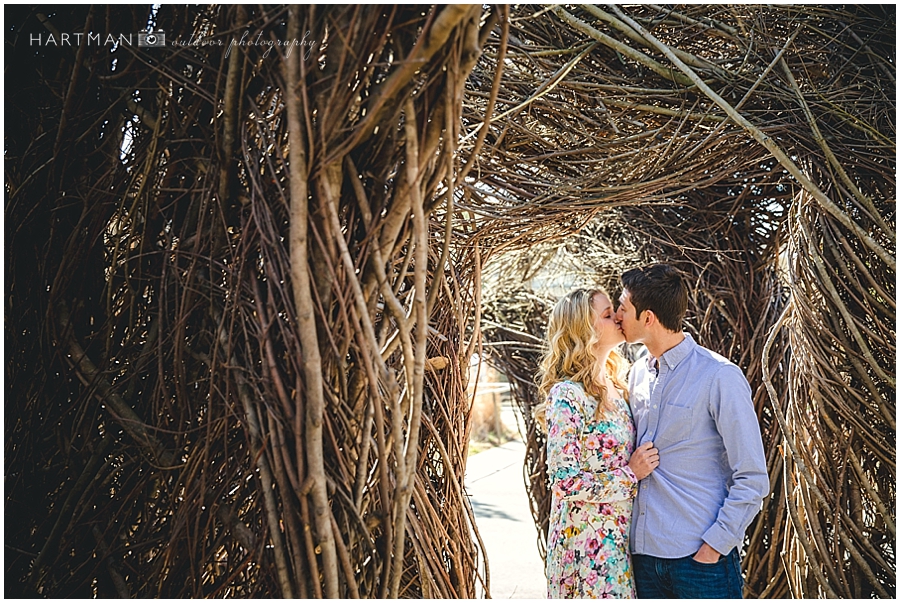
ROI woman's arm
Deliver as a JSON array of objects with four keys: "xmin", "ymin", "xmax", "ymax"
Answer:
[{"xmin": 545, "ymin": 383, "xmax": 638, "ymax": 503}]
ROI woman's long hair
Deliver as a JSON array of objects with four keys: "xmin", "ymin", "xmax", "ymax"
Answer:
[{"xmin": 534, "ymin": 289, "xmax": 629, "ymax": 430}]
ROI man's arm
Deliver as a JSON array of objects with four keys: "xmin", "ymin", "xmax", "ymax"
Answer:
[{"xmin": 699, "ymin": 363, "xmax": 770, "ymax": 558}]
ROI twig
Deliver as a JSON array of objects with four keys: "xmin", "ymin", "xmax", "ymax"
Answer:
[
  {"xmin": 606, "ymin": 3, "xmax": 895, "ymax": 272},
  {"xmin": 554, "ymin": 6, "xmax": 694, "ymax": 87},
  {"xmin": 285, "ymin": 7, "xmax": 338, "ymax": 597}
]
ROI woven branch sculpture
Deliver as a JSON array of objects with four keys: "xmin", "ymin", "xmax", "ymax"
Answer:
[
  {"xmin": 472, "ymin": 5, "xmax": 894, "ymax": 599},
  {"xmin": 5, "ymin": 3, "xmax": 895, "ymax": 599},
  {"xmin": 7, "ymin": 5, "xmax": 493, "ymax": 598}
]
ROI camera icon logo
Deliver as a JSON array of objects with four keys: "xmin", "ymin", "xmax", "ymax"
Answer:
[{"xmin": 137, "ymin": 31, "xmax": 165, "ymax": 47}]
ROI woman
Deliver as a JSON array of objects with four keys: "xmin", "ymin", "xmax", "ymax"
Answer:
[{"xmin": 535, "ymin": 288, "xmax": 658, "ymax": 599}]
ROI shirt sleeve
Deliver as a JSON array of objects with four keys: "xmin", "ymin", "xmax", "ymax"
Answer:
[
  {"xmin": 701, "ymin": 364, "xmax": 770, "ymax": 554},
  {"xmin": 545, "ymin": 382, "xmax": 638, "ymax": 504}
]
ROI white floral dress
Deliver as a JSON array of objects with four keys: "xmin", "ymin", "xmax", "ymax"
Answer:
[{"xmin": 544, "ymin": 381, "xmax": 638, "ymax": 599}]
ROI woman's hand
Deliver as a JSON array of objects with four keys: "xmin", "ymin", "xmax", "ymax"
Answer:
[{"xmin": 628, "ymin": 441, "xmax": 660, "ymax": 480}]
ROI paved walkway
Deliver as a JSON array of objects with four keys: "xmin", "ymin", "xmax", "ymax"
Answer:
[{"xmin": 465, "ymin": 409, "xmax": 546, "ymax": 599}]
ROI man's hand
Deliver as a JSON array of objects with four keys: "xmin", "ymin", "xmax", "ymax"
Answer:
[
  {"xmin": 692, "ymin": 542, "xmax": 722, "ymax": 564},
  {"xmin": 628, "ymin": 441, "xmax": 659, "ymax": 480}
]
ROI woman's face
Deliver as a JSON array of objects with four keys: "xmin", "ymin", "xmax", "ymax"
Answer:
[{"xmin": 591, "ymin": 292, "xmax": 625, "ymax": 348}]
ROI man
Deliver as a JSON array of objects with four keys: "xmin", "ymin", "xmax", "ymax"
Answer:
[{"xmin": 615, "ymin": 264, "xmax": 769, "ymax": 599}]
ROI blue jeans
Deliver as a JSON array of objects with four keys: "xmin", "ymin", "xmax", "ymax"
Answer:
[{"xmin": 632, "ymin": 547, "xmax": 744, "ymax": 598}]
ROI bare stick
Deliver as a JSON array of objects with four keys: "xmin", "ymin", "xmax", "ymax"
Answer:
[
  {"xmin": 607, "ymin": 3, "xmax": 895, "ymax": 271},
  {"xmin": 285, "ymin": 7, "xmax": 339, "ymax": 598}
]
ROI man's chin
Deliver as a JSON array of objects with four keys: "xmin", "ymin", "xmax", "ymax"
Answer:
[{"xmin": 618, "ymin": 330, "xmax": 637, "ymax": 344}]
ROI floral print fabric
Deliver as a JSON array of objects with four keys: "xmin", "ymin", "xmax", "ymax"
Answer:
[{"xmin": 545, "ymin": 381, "xmax": 638, "ymax": 599}]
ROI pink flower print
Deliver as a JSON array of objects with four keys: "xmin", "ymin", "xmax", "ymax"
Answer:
[
  {"xmin": 545, "ymin": 381, "xmax": 636, "ymax": 598},
  {"xmin": 579, "ymin": 563, "xmax": 591, "ymax": 579},
  {"xmin": 604, "ymin": 433, "xmax": 619, "ymax": 451},
  {"xmin": 562, "ymin": 441, "xmax": 579, "ymax": 456}
]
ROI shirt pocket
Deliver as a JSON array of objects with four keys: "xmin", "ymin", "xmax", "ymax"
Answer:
[{"xmin": 657, "ymin": 404, "xmax": 692, "ymax": 445}]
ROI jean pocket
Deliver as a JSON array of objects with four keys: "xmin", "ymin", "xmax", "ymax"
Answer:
[
  {"xmin": 676, "ymin": 554, "xmax": 740, "ymax": 598},
  {"xmin": 688, "ymin": 554, "xmax": 726, "ymax": 567},
  {"xmin": 657, "ymin": 405, "xmax": 692, "ymax": 445}
]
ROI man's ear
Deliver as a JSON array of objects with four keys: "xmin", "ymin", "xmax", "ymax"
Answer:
[{"xmin": 643, "ymin": 309, "xmax": 657, "ymax": 327}]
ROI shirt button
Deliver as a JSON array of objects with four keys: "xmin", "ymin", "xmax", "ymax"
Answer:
[
  {"xmin": 648, "ymin": 431, "xmax": 653, "ymax": 437},
  {"xmin": 652, "ymin": 404, "xmax": 657, "ymax": 409}
]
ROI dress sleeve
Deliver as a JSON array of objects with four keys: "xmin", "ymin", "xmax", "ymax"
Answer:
[{"xmin": 545, "ymin": 382, "xmax": 638, "ymax": 504}]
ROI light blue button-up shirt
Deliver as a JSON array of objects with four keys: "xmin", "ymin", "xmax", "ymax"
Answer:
[{"xmin": 629, "ymin": 333, "xmax": 769, "ymax": 558}]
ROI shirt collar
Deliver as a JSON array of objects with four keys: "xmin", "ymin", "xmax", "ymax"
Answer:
[
  {"xmin": 657, "ymin": 332, "xmax": 695, "ymax": 371},
  {"xmin": 644, "ymin": 353, "xmax": 659, "ymax": 377}
]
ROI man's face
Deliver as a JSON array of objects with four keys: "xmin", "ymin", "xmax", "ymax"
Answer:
[{"xmin": 616, "ymin": 289, "xmax": 646, "ymax": 344}]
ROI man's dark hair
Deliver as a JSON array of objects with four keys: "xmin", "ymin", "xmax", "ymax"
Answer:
[{"xmin": 621, "ymin": 264, "xmax": 688, "ymax": 332}]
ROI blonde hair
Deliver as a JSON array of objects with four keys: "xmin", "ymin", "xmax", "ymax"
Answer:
[{"xmin": 533, "ymin": 289, "xmax": 629, "ymax": 432}]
